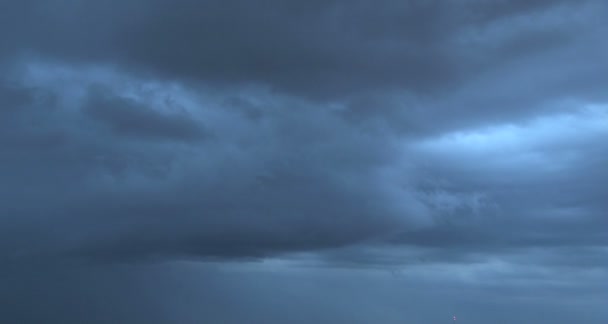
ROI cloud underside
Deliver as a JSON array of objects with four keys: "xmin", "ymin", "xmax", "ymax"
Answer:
[
  {"xmin": 2, "ymin": 1, "xmax": 608, "ymax": 322},
  {"xmin": 0, "ymin": 0, "xmax": 606, "ymax": 283}
]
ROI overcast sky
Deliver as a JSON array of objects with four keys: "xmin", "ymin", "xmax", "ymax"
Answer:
[{"xmin": 1, "ymin": 0, "xmax": 607, "ymax": 323}]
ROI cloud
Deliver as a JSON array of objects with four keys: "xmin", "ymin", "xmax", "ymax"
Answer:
[
  {"xmin": 2, "ymin": 0, "xmax": 604, "ymax": 101},
  {"xmin": 0, "ymin": 64, "xmax": 429, "ymax": 263},
  {"xmin": 2, "ymin": 59, "xmax": 606, "ymax": 276},
  {"xmin": 0, "ymin": 0, "xmax": 607, "ymax": 322},
  {"xmin": 83, "ymin": 85, "xmax": 208, "ymax": 142}
]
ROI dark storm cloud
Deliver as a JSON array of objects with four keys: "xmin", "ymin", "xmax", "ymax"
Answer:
[
  {"xmin": 1, "ymin": 0, "xmax": 607, "ymax": 322},
  {"xmin": 0, "ymin": 0, "xmax": 604, "ymax": 268},
  {"xmin": 0, "ymin": 73, "xmax": 418, "ymax": 263},
  {"xmin": 1, "ymin": 58, "xmax": 605, "ymax": 271},
  {"xmin": 83, "ymin": 86, "xmax": 208, "ymax": 141},
  {"xmin": 2, "ymin": 0, "xmax": 604, "ymax": 102}
]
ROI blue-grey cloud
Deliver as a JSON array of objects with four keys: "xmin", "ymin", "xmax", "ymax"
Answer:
[{"xmin": 0, "ymin": 0, "xmax": 607, "ymax": 323}]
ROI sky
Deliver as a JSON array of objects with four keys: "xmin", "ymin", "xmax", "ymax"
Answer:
[{"xmin": 0, "ymin": 0, "xmax": 607, "ymax": 323}]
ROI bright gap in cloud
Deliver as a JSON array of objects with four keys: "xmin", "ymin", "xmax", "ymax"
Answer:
[{"xmin": 412, "ymin": 104, "xmax": 607, "ymax": 172}]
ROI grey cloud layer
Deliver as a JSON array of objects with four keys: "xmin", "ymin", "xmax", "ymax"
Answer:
[
  {"xmin": 3, "ymin": 0, "xmax": 605, "ymax": 101},
  {"xmin": 0, "ymin": 0, "xmax": 605, "ymax": 273},
  {"xmin": 1, "ymin": 71, "xmax": 421, "ymax": 262},
  {"xmin": 84, "ymin": 87, "xmax": 208, "ymax": 142},
  {"xmin": 1, "ymin": 59, "xmax": 605, "ymax": 269},
  {"xmin": 1, "ymin": 0, "xmax": 607, "ymax": 322}
]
